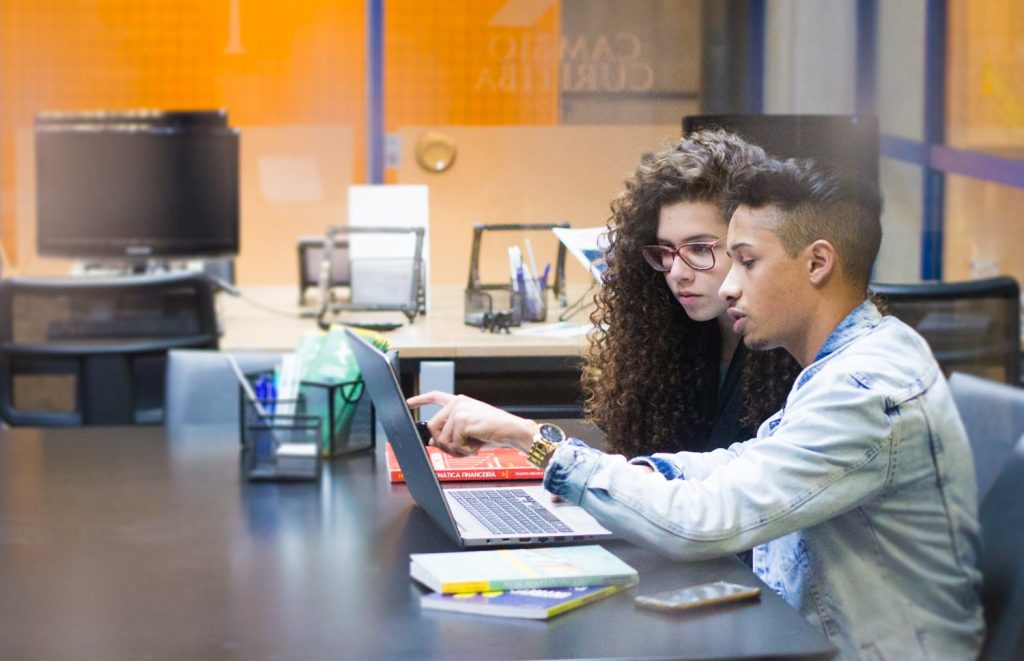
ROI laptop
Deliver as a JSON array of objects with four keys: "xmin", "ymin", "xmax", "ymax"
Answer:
[{"xmin": 345, "ymin": 329, "xmax": 612, "ymax": 547}]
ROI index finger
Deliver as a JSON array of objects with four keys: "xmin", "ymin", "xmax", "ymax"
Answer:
[{"xmin": 407, "ymin": 390, "xmax": 457, "ymax": 409}]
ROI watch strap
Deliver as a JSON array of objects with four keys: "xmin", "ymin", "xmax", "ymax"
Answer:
[
  {"xmin": 526, "ymin": 423, "xmax": 565, "ymax": 469},
  {"xmin": 527, "ymin": 437, "xmax": 559, "ymax": 469}
]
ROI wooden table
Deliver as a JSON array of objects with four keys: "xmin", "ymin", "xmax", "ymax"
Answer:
[
  {"xmin": 220, "ymin": 285, "xmax": 595, "ymax": 416},
  {"xmin": 219, "ymin": 285, "xmax": 588, "ymax": 357}
]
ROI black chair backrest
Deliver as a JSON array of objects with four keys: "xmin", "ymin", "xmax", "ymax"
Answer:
[
  {"xmin": 0, "ymin": 273, "xmax": 219, "ymax": 426},
  {"xmin": 979, "ymin": 437, "xmax": 1024, "ymax": 661},
  {"xmin": 871, "ymin": 277, "xmax": 1021, "ymax": 385}
]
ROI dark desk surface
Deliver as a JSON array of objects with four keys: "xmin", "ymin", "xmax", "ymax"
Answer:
[{"xmin": 0, "ymin": 426, "xmax": 836, "ymax": 660}]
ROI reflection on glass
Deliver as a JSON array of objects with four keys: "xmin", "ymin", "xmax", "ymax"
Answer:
[{"xmin": 944, "ymin": 174, "xmax": 1024, "ymax": 287}]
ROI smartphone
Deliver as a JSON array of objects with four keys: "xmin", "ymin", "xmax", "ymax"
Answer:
[{"xmin": 635, "ymin": 580, "xmax": 761, "ymax": 612}]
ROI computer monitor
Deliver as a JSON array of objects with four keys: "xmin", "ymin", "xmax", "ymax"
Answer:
[
  {"xmin": 35, "ymin": 110, "xmax": 239, "ymax": 260},
  {"xmin": 682, "ymin": 114, "xmax": 879, "ymax": 185}
]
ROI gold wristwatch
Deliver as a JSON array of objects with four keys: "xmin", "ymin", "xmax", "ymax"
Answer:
[{"xmin": 526, "ymin": 423, "xmax": 567, "ymax": 469}]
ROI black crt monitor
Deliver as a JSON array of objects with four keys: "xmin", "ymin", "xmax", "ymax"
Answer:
[
  {"xmin": 35, "ymin": 110, "xmax": 239, "ymax": 260},
  {"xmin": 682, "ymin": 114, "xmax": 879, "ymax": 186}
]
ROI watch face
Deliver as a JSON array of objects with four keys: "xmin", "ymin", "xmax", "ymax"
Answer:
[{"xmin": 538, "ymin": 423, "xmax": 565, "ymax": 443}]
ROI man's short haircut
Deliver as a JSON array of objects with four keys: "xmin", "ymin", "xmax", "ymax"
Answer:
[{"xmin": 728, "ymin": 159, "xmax": 883, "ymax": 289}]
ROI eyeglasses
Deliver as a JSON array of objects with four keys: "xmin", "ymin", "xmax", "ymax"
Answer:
[{"xmin": 641, "ymin": 236, "xmax": 726, "ymax": 272}]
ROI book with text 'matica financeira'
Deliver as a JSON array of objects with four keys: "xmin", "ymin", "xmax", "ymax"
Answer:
[
  {"xmin": 420, "ymin": 580, "xmax": 637, "ymax": 620},
  {"xmin": 410, "ymin": 545, "xmax": 638, "ymax": 594},
  {"xmin": 386, "ymin": 443, "xmax": 544, "ymax": 483}
]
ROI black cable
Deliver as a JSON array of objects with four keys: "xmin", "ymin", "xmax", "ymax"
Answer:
[
  {"xmin": 235, "ymin": 291, "xmax": 310, "ymax": 318},
  {"xmin": 204, "ymin": 274, "xmax": 308, "ymax": 319},
  {"xmin": 558, "ymin": 282, "xmax": 599, "ymax": 322}
]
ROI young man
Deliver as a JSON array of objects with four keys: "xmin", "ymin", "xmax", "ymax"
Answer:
[{"xmin": 408, "ymin": 160, "xmax": 984, "ymax": 659}]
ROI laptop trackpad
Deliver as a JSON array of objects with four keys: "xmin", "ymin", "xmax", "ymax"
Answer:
[{"xmin": 525, "ymin": 485, "xmax": 611, "ymax": 534}]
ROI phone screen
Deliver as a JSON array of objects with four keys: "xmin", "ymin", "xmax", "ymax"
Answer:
[{"xmin": 635, "ymin": 580, "xmax": 761, "ymax": 612}]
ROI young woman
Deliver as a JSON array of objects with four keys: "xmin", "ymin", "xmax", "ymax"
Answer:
[{"xmin": 581, "ymin": 130, "xmax": 801, "ymax": 456}]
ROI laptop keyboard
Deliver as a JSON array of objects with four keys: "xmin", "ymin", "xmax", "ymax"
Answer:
[{"xmin": 450, "ymin": 489, "xmax": 573, "ymax": 535}]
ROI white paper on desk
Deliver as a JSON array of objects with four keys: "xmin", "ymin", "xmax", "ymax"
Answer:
[
  {"xmin": 348, "ymin": 185, "xmax": 430, "ymax": 311},
  {"xmin": 512, "ymin": 321, "xmax": 593, "ymax": 337}
]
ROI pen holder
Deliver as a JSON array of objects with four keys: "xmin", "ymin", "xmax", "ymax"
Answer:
[
  {"xmin": 518, "ymin": 277, "xmax": 548, "ymax": 323},
  {"xmin": 299, "ymin": 378, "xmax": 375, "ymax": 457},
  {"xmin": 239, "ymin": 373, "xmax": 308, "ymax": 445},
  {"xmin": 240, "ymin": 399, "xmax": 322, "ymax": 481}
]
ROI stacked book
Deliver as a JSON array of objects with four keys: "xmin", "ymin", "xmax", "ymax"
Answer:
[
  {"xmin": 410, "ymin": 545, "xmax": 638, "ymax": 620},
  {"xmin": 386, "ymin": 444, "xmax": 544, "ymax": 483}
]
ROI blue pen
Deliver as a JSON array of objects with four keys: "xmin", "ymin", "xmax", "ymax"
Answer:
[
  {"xmin": 266, "ymin": 378, "xmax": 277, "ymax": 416},
  {"xmin": 516, "ymin": 266, "xmax": 529, "ymax": 316},
  {"xmin": 255, "ymin": 374, "xmax": 276, "ymax": 416},
  {"xmin": 539, "ymin": 263, "xmax": 551, "ymax": 291},
  {"xmin": 254, "ymin": 376, "xmax": 266, "ymax": 418}
]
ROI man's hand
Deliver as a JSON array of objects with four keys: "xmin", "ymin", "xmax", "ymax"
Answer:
[{"xmin": 406, "ymin": 391, "xmax": 537, "ymax": 457}]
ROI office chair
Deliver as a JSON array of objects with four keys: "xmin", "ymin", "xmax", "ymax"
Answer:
[
  {"xmin": 297, "ymin": 236, "xmax": 350, "ymax": 306},
  {"xmin": 164, "ymin": 349, "xmax": 283, "ymax": 432},
  {"xmin": 870, "ymin": 277, "xmax": 1021, "ymax": 385},
  {"xmin": 978, "ymin": 435, "xmax": 1024, "ymax": 661},
  {"xmin": 0, "ymin": 273, "xmax": 219, "ymax": 426},
  {"xmin": 948, "ymin": 372, "xmax": 1024, "ymax": 500}
]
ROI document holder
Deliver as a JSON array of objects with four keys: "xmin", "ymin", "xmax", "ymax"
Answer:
[
  {"xmin": 464, "ymin": 223, "xmax": 569, "ymax": 328},
  {"xmin": 314, "ymin": 225, "xmax": 426, "ymax": 328}
]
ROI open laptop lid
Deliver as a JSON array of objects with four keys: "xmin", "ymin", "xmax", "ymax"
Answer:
[{"xmin": 344, "ymin": 329, "xmax": 464, "ymax": 544}]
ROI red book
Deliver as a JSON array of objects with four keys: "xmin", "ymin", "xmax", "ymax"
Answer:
[{"xmin": 385, "ymin": 443, "xmax": 545, "ymax": 483}]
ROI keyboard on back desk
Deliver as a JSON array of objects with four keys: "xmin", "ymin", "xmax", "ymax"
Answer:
[
  {"xmin": 48, "ymin": 316, "xmax": 198, "ymax": 340},
  {"xmin": 449, "ymin": 488, "xmax": 573, "ymax": 535}
]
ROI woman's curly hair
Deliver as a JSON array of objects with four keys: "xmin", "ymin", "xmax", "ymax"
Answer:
[{"xmin": 581, "ymin": 131, "xmax": 801, "ymax": 456}]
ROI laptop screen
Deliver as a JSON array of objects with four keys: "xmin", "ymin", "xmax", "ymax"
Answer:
[{"xmin": 344, "ymin": 329, "xmax": 460, "ymax": 538}]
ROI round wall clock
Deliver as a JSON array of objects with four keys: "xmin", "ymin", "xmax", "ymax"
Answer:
[{"xmin": 415, "ymin": 130, "xmax": 457, "ymax": 173}]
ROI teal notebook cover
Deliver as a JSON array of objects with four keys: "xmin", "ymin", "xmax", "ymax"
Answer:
[{"xmin": 409, "ymin": 544, "xmax": 637, "ymax": 594}]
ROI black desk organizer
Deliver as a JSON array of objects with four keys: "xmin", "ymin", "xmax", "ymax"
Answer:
[
  {"xmin": 463, "ymin": 223, "xmax": 569, "ymax": 329},
  {"xmin": 242, "ymin": 406, "xmax": 321, "ymax": 481},
  {"xmin": 239, "ymin": 373, "xmax": 376, "ymax": 481}
]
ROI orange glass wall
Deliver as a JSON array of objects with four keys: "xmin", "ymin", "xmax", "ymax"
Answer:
[
  {"xmin": 944, "ymin": 0, "xmax": 1024, "ymax": 286},
  {"xmin": 946, "ymin": 0, "xmax": 1024, "ymax": 153},
  {"xmin": 384, "ymin": 0, "xmax": 561, "ymax": 132},
  {"xmin": 0, "ymin": 0, "xmax": 366, "ymax": 265}
]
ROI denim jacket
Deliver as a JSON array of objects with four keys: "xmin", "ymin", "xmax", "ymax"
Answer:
[{"xmin": 544, "ymin": 301, "xmax": 984, "ymax": 660}]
